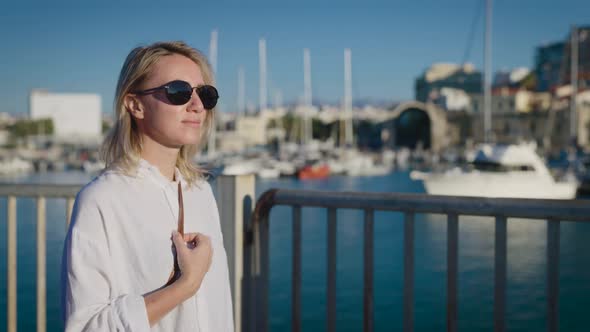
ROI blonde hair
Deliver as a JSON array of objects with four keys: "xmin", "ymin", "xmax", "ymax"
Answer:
[{"xmin": 101, "ymin": 41, "xmax": 215, "ymax": 186}]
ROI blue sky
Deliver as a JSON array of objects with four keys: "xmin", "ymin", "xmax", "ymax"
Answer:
[{"xmin": 0, "ymin": 0, "xmax": 588, "ymax": 115}]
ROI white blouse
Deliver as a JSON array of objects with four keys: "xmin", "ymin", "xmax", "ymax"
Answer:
[{"xmin": 61, "ymin": 159, "xmax": 234, "ymax": 331}]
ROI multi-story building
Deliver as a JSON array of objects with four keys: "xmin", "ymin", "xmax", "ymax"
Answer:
[
  {"xmin": 415, "ymin": 63, "xmax": 482, "ymax": 103},
  {"xmin": 29, "ymin": 90, "xmax": 102, "ymax": 142},
  {"xmin": 535, "ymin": 26, "xmax": 590, "ymax": 92},
  {"xmin": 534, "ymin": 42, "xmax": 565, "ymax": 92},
  {"xmin": 560, "ymin": 26, "xmax": 590, "ymax": 90}
]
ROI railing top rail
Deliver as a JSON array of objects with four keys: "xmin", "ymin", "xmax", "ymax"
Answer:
[
  {"xmin": 254, "ymin": 188, "xmax": 590, "ymax": 223},
  {"xmin": 0, "ymin": 183, "xmax": 82, "ymax": 198}
]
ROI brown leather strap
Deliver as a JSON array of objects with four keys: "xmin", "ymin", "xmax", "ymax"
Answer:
[
  {"xmin": 166, "ymin": 181, "xmax": 184, "ymax": 285},
  {"xmin": 177, "ymin": 181, "xmax": 184, "ymax": 235}
]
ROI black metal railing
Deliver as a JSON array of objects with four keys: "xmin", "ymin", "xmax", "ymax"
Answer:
[{"xmin": 245, "ymin": 189, "xmax": 590, "ymax": 332}]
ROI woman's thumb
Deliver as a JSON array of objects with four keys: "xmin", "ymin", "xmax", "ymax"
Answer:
[{"xmin": 171, "ymin": 231, "xmax": 185, "ymax": 251}]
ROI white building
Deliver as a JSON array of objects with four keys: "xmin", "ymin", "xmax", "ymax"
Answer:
[
  {"xmin": 424, "ymin": 63, "xmax": 477, "ymax": 82},
  {"xmin": 438, "ymin": 87, "xmax": 471, "ymax": 111},
  {"xmin": 29, "ymin": 90, "xmax": 102, "ymax": 142},
  {"xmin": 0, "ymin": 129, "xmax": 9, "ymax": 146},
  {"xmin": 0, "ymin": 112, "xmax": 16, "ymax": 127}
]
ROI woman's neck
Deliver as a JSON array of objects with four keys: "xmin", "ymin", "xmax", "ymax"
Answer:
[{"xmin": 140, "ymin": 136, "xmax": 180, "ymax": 182}]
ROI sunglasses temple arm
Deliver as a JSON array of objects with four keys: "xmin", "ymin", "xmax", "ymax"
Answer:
[{"xmin": 134, "ymin": 87, "xmax": 164, "ymax": 95}]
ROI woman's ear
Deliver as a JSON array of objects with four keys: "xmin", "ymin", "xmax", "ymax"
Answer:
[{"xmin": 125, "ymin": 94, "xmax": 145, "ymax": 120}]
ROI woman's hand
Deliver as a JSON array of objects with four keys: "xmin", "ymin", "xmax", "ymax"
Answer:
[
  {"xmin": 144, "ymin": 232, "xmax": 213, "ymax": 326},
  {"xmin": 171, "ymin": 231, "xmax": 213, "ymax": 295}
]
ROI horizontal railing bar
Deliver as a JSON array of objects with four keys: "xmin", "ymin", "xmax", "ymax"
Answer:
[
  {"xmin": 0, "ymin": 183, "xmax": 80, "ymax": 197},
  {"xmin": 254, "ymin": 189, "xmax": 590, "ymax": 222}
]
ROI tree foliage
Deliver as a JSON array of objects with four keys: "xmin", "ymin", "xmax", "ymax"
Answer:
[{"xmin": 8, "ymin": 118, "xmax": 54, "ymax": 138}]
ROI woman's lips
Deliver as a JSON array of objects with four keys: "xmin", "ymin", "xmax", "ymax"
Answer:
[{"xmin": 182, "ymin": 120, "xmax": 202, "ymax": 128}]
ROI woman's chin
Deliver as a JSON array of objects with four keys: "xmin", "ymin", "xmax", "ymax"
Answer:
[{"xmin": 178, "ymin": 136, "xmax": 203, "ymax": 147}]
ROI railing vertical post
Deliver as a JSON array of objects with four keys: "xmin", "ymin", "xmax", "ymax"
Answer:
[
  {"xmin": 256, "ymin": 207, "xmax": 270, "ymax": 332},
  {"xmin": 447, "ymin": 214, "xmax": 459, "ymax": 332},
  {"xmin": 37, "ymin": 197, "xmax": 47, "ymax": 332},
  {"xmin": 242, "ymin": 197, "xmax": 255, "ymax": 332},
  {"xmin": 247, "ymin": 187, "xmax": 270, "ymax": 332},
  {"xmin": 403, "ymin": 212, "xmax": 415, "ymax": 332},
  {"xmin": 327, "ymin": 208, "xmax": 337, "ymax": 332},
  {"xmin": 66, "ymin": 197, "xmax": 75, "ymax": 230},
  {"xmin": 363, "ymin": 209, "xmax": 374, "ymax": 332},
  {"xmin": 494, "ymin": 216, "xmax": 507, "ymax": 332},
  {"xmin": 216, "ymin": 175, "xmax": 255, "ymax": 332},
  {"xmin": 7, "ymin": 196, "xmax": 17, "ymax": 332},
  {"xmin": 292, "ymin": 206, "xmax": 302, "ymax": 332},
  {"xmin": 547, "ymin": 219, "xmax": 560, "ymax": 332}
]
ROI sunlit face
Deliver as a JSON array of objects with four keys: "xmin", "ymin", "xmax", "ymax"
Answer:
[{"xmin": 131, "ymin": 54, "xmax": 208, "ymax": 148}]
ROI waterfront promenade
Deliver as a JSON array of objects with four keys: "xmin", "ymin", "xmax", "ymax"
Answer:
[{"xmin": 2, "ymin": 172, "xmax": 590, "ymax": 331}]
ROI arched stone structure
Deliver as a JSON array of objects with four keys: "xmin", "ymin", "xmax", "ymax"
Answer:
[{"xmin": 381, "ymin": 101, "xmax": 449, "ymax": 152}]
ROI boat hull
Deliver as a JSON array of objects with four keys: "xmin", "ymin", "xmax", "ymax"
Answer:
[
  {"xmin": 298, "ymin": 164, "xmax": 330, "ymax": 180},
  {"xmin": 422, "ymin": 173, "xmax": 577, "ymax": 199}
]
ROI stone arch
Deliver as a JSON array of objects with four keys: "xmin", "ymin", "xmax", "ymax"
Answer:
[{"xmin": 380, "ymin": 101, "xmax": 448, "ymax": 152}]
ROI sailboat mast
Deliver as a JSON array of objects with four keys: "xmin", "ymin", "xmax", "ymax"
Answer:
[
  {"xmin": 259, "ymin": 38, "xmax": 268, "ymax": 111},
  {"xmin": 483, "ymin": 0, "xmax": 493, "ymax": 143},
  {"xmin": 208, "ymin": 29, "xmax": 218, "ymax": 156},
  {"xmin": 238, "ymin": 66, "xmax": 245, "ymax": 116},
  {"xmin": 304, "ymin": 48, "xmax": 312, "ymax": 144},
  {"xmin": 344, "ymin": 48, "xmax": 353, "ymax": 146},
  {"xmin": 570, "ymin": 25, "xmax": 578, "ymax": 142},
  {"xmin": 274, "ymin": 90, "xmax": 283, "ymax": 109}
]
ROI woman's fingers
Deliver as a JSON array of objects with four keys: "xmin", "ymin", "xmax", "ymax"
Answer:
[
  {"xmin": 179, "ymin": 232, "xmax": 212, "ymax": 250},
  {"xmin": 183, "ymin": 232, "xmax": 198, "ymax": 242},
  {"xmin": 184, "ymin": 233, "xmax": 212, "ymax": 244},
  {"xmin": 171, "ymin": 231, "xmax": 187, "ymax": 253}
]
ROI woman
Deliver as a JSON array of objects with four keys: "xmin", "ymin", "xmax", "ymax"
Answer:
[{"xmin": 61, "ymin": 41, "xmax": 234, "ymax": 331}]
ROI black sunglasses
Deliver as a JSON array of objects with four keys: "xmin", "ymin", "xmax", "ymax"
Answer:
[{"xmin": 133, "ymin": 80, "xmax": 219, "ymax": 110}]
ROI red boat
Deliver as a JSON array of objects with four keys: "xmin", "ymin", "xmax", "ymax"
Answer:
[{"xmin": 297, "ymin": 164, "xmax": 330, "ymax": 180}]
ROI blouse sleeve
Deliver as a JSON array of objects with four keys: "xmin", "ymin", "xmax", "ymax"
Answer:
[{"xmin": 61, "ymin": 190, "xmax": 150, "ymax": 332}]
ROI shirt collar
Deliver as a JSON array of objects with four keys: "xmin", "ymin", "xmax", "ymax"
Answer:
[{"xmin": 137, "ymin": 158, "xmax": 185, "ymax": 190}]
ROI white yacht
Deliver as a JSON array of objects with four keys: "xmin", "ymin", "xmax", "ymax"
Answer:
[
  {"xmin": 221, "ymin": 158, "xmax": 261, "ymax": 176},
  {"xmin": 410, "ymin": 143, "xmax": 577, "ymax": 199},
  {"xmin": 82, "ymin": 159, "xmax": 105, "ymax": 174},
  {"xmin": 326, "ymin": 148, "xmax": 391, "ymax": 177},
  {"xmin": 343, "ymin": 152, "xmax": 391, "ymax": 177},
  {"xmin": 0, "ymin": 157, "xmax": 33, "ymax": 175}
]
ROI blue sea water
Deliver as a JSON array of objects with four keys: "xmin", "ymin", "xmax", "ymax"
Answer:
[{"xmin": 0, "ymin": 171, "xmax": 589, "ymax": 331}]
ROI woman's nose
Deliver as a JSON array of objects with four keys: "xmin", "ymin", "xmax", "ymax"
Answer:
[{"xmin": 188, "ymin": 89, "xmax": 205, "ymax": 113}]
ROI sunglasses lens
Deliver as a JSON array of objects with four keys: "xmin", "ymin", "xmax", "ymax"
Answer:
[
  {"xmin": 166, "ymin": 80, "xmax": 192, "ymax": 105},
  {"xmin": 197, "ymin": 85, "xmax": 219, "ymax": 110}
]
